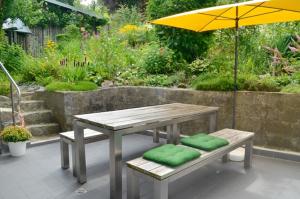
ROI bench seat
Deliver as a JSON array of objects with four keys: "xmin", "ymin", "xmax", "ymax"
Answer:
[
  {"xmin": 126, "ymin": 128, "xmax": 254, "ymax": 199},
  {"xmin": 60, "ymin": 129, "xmax": 108, "ymax": 176}
]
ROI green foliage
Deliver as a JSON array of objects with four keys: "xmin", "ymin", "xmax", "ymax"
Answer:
[
  {"xmin": 0, "ymin": 81, "xmax": 10, "ymax": 96},
  {"xmin": 186, "ymin": 58, "xmax": 211, "ymax": 76},
  {"xmin": 46, "ymin": 81, "xmax": 98, "ymax": 91},
  {"xmin": 0, "ymin": 30, "xmax": 25, "ymax": 72},
  {"xmin": 0, "ymin": 126, "xmax": 32, "ymax": 143},
  {"xmin": 21, "ymin": 54, "xmax": 61, "ymax": 83},
  {"xmin": 60, "ymin": 67, "xmax": 88, "ymax": 82},
  {"xmin": 193, "ymin": 73, "xmax": 281, "ymax": 92},
  {"xmin": 147, "ymin": 0, "xmax": 217, "ymax": 62},
  {"xmin": 118, "ymin": 24, "xmax": 157, "ymax": 47},
  {"xmin": 281, "ymin": 84, "xmax": 300, "ymax": 93},
  {"xmin": 56, "ymin": 25, "xmax": 82, "ymax": 43},
  {"xmin": 111, "ymin": 5, "xmax": 143, "ymax": 29},
  {"xmin": 141, "ymin": 42, "xmax": 176, "ymax": 74}
]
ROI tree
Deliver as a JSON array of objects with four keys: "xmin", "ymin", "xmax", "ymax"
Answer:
[
  {"xmin": 0, "ymin": 0, "xmax": 14, "ymax": 24},
  {"xmin": 147, "ymin": 0, "xmax": 218, "ymax": 62}
]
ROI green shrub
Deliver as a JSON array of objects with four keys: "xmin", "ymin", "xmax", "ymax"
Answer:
[
  {"xmin": 291, "ymin": 72, "xmax": 300, "ymax": 83},
  {"xmin": 193, "ymin": 73, "xmax": 281, "ymax": 92},
  {"xmin": 118, "ymin": 24, "xmax": 157, "ymax": 47},
  {"xmin": 46, "ymin": 81, "xmax": 98, "ymax": 92},
  {"xmin": 193, "ymin": 73, "xmax": 236, "ymax": 91},
  {"xmin": 146, "ymin": 0, "xmax": 217, "ymax": 62},
  {"xmin": 60, "ymin": 67, "xmax": 88, "ymax": 82},
  {"xmin": 0, "ymin": 126, "xmax": 32, "ymax": 143},
  {"xmin": 186, "ymin": 58, "xmax": 211, "ymax": 76},
  {"xmin": 281, "ymin": 84, "xmax": 300, "ymax": 93},
  {"xmin": 141, "ymin": 42, "xmax": 176, "ymax": 74},
  {"xmin": 21, "ymin": 54, "xmax": 61, "ymax": 83},
  {"xmin": 0, "ymin": 30, "xmax": 25, "ymax": 72},
  {"xmin": 0, "ymin": 81, "xmax": 10, "ymax": 96},
  {"xmin": 244, "ymin": 76, "xmax": 281, "ymax": 92},
  {"xmin": 111, "ymin": 5, "xmax": 143, "ymax": 29}
]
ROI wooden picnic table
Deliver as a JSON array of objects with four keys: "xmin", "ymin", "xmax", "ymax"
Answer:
[{"xmin": 73, "ymin": 103, "xmax": 219, "ymax": 199}]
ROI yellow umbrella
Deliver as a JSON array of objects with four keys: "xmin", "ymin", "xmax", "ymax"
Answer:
[{"xmin": 151, "ymin": 0, "xmax": 300, "ymax": 128}]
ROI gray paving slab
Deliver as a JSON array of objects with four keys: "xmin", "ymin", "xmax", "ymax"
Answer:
[{"xmin": 0, "ymin": 134, "xmax": 299, "ymax": 199}]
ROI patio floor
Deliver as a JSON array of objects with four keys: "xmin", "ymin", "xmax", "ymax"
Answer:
[{"xmin": 0, "ymin": 134, "xmax": 299, "ymax": 199}]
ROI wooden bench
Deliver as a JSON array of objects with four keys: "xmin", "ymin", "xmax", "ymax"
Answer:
[
  {"xmin": 60, "ymin": 129, "xmax": 108, "ymax": 176},
  {"xmin": 126, "ymin": 129, "xmax": 254, "ymax": 199}
]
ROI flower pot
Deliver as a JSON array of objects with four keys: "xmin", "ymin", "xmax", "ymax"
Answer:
[{"xmin": 8, "ymin": 141, "xmax": 28, "ymax": 157}]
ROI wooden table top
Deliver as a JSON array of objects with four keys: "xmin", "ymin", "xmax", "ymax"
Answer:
[{"xmin": 74, "ymin": 103, "xmax": 219, "ymax": 131}]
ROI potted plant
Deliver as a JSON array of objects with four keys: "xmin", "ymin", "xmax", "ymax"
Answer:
[{"xmin": 0, "ymin": 126, "xmax": 32, "ymax": 157}]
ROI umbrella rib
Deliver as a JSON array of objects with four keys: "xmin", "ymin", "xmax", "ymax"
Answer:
[
  {"xmin": 246, "ymin": 5, "xmax": 300, "ymax": 15},
  {"xmin": 197, "ymin": 7, "xmax": 234, "ymax": 32},
  {"xmin": 238, "ymin": 2, "xmax": 265, "ymax": 19},
  {"xmin": 197, "ymin": 13, "xmax": 235, "ymax": 20},
  {"xmin": 240, "ymin": 9, "xmax": 283, "ymax": 20}
]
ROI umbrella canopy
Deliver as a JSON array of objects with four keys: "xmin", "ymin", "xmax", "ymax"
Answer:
[
  {"xmin": 152, "ymin": 0, "xmax": 300, "ymax": 32},
  {"xmin": 151, "ymin": 0, "xmax": 300, "ymax": 129}
]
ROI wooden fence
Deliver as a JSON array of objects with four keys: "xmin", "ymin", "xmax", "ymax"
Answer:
[{"xmin": 28, "ymin": 26, "xmax": 62, "ymax": 57}]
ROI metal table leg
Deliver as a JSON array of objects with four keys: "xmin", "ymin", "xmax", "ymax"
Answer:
[
  {"xmin": 110, "ymin": 132, "xmax": 123, "ymax": 199},
  {"xmin": 209, "ymin": 112, "xmax": 217, "ymax": 133},
  {"xmin": 74, "ymin": 120, "xmax": 87, "ymax": 184},
  {"xmin": 172, "ymin": 123, "xmax": 179, "ymax": 145},
  {"xmin": 166, "ymin": 125, "xmax": 173, "ymax": 144}
]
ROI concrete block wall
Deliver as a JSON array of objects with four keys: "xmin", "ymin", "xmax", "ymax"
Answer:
[{"xmin": 36, "ymin": 87, "xmax": 300, "ymax": 152}]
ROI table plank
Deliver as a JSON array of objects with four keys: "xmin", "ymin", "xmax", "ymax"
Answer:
[{"xmin": 74, "ymin": 103, "xmax": 219, "ymax": 130}]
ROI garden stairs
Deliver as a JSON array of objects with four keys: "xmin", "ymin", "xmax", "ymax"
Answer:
[{"xmin": 0, "ymin": 92, "xmax": 61, "ymax": 139}]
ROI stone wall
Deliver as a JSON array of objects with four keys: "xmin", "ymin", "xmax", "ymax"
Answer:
[{"xmin": 36, "ymin": 87, "xmax": 300, "ymax": 152}]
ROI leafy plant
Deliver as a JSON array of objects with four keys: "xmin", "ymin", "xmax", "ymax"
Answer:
[
  {"xmin": 0, "ymin": 126, "xmax": 32, "ymax": 143},
  {"xmin": 60, "ymin": 67, "xmax": 88, "ymax": 82},
  {"xmin": 141, "ymin": 42, "xmax": 176, "ymax": 74},
  {"xmin": 281, "ymin": 84, "xmax": 300, "ymax": 93},
  {"xmin": 0, "ymin": 30, "xmax": 25, "ymax": 72},
  {"xmin": 0, "ymin": 81, "xmax": 10, "ymax": 96},
  {"xmin": 186, "ymin": 58, "xmax": 211, "ymax": 76},
  {"xmin": 46, "ymin": 81, "xmax": 98, "ymax": 92}
]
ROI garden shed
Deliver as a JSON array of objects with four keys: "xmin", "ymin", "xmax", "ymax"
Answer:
[{"xmin": 2, "ymin": 18, "xmax": 32, "ymax": 52}]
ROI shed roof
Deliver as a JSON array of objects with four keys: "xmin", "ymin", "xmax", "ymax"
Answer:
[
  {"xmin": 45, "ymin": 0, "xmax": 103, "ymax": 19},
  {"xmin": 2, "ymin": 18, "xmax": 32, "ymax": 34}
]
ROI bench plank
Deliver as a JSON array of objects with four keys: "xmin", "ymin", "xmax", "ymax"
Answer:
[{"xmin": 127, "ymin": 129, "xmax": 254, "ymax": 180}]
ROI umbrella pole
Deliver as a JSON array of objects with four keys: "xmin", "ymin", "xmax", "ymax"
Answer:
[{"xmin": 232, "ymin": 6, "xmax": 239, "ymax": 129}]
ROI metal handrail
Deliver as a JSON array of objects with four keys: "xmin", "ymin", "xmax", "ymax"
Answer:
[{"xmin": 0, "ymin": 61, "xmax": 21, "ymax": 125}]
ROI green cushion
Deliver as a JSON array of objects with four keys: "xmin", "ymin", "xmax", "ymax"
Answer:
[
  {"xmin": 181, "ymin": 133, "xmax": 229, "ymax": 151},
  {"xmin": 143, "ymin": 144, "xmax": 201, "ymax": 167}
]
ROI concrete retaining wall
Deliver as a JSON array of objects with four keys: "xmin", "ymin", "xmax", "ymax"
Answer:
[{"xmin": 36, "ymin": 87, "xmax": 300, "ymax": 152}]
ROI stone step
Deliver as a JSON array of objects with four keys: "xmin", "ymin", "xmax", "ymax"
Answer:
[
  {"xmin": 20, "ymin": 100, "xmax": 45, "ymax": 112},
  {"xmin": 20, "ymin": 92, "xmax": 36, "ymax": 101},
  {"xmin": 0, "ymin": 108, "xmax": 18, "ymax": 122},
  {"xmin": 0, "ymin": 100, "xmax": 45, "ymax": 112},
  {"xmin": 23, "ymin": 110, "xmax": 54, "ymax": 125},
  {"xmin": 27, "ymin": 123, "xmax": 61, "ymax": 136}
]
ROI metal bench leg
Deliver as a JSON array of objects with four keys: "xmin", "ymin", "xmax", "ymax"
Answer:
[
  {"xmin": 244, "ymin": 140, "xmax": 253, "ymax": 169},
  {"xmin": 153, "ymin": 179, "xmax": 168, "ymax": 199},
  {"xmin": 222, "ymin": 154, "xmax": 229, "ymax": 163},
  {"xmin": 72, "ymin": 143, "xmax": 77, "ymax": 177},
  {"xmin": 153, "ymin": 129, "xmax": 160, "ymax": 143},
  {"xmin": 127, "ymin": 167, "xmax": 140, "ymax": 199},
  {"xmin": 60, "ymin": 139, "xmax": 70, "ymax": 169}
]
